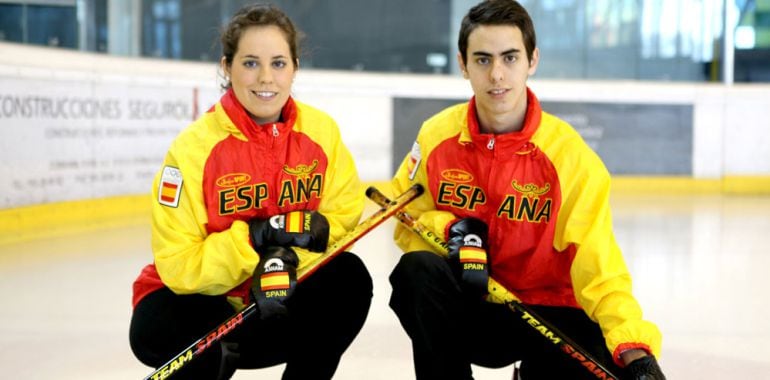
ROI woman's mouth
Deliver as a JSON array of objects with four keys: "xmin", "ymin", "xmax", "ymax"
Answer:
[{"xmin": 252, "ymin": 90, "xmax": 278, "ymax": 100}]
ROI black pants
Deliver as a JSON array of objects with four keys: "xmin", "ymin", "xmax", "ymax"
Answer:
[
  {"xmin": 130, "ymin": 252, "xmax": 373, "ymax": 380},
  {"xmin": 389, "ymin": 251, "xmax": 624, "ymax": 380}
]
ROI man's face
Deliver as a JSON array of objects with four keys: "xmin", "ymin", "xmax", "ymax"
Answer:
[{"xmin": 458, "ymin": 25, "xmax": 539, "ymax": 132}]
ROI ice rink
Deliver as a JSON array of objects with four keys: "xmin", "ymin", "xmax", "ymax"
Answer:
[{"xmin": 1, "ymin": 192, "xmax": 769, "ymax": 379}]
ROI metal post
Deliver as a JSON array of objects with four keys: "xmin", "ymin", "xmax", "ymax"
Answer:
[
  {"xmin": 107, "ymin": 0, "xmax": 141, "ymax": 56},
  {"xmin": 723, "ymin": 0, "xmax": 735, "ymax": 84}
]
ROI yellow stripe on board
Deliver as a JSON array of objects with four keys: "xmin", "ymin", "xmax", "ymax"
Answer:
[
  {"xmin": 1, "ymin": 178, "xmax": 769, "ymax": 246},
  {"xmin": 611, "ymin": 176, "xmax": 770, "ymax": 195},
  {"xmin": 0, "ymin": 194, "xmax": 151, "ymax": 246},
  {"xmin": 722, "ymin": 176, "xmax": 770, "ymax": 194}
]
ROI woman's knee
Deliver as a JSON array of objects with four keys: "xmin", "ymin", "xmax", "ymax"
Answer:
[
  {"xmin": 326, "ymin": 251, "xmax": 373, "ymax": 297},
  {"xmin": 129, "ymin": 288, "xmax": 232, "ymax": 367},
  {"xmin": 340, "ymin": 251, "xmax": 373, "ymax": 285}
]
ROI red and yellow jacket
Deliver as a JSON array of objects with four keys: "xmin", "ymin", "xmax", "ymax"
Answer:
[
  {"xmin": 392, "ymin": 88, "xmax": 662, "ymax": 363},
  {"xmin": 133, "ymin": 89, "xmax": 363, "ymax": 310}
]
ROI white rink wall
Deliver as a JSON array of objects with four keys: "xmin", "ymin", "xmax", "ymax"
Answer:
[{"xmin": 1, "ymin": 42, "xmax": 769, "ymax": 209}]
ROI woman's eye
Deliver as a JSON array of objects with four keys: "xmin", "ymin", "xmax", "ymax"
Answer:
[
  {"xmin": 244, "ymin": 60, "xmax": 258, "ymax": 68},
  {"xmin": 272, "ymin": 60, "xmax": 287, "ymax": 69}
]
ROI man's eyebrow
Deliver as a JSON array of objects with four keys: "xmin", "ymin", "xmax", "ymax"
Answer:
[{"xmin": 471, "ymin": 48, "xmax": 521, "ymax": 57}]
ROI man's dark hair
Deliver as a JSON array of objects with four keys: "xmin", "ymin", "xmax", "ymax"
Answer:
[{"xmin": 458, "ymin": 0, "xmax": 537, "ymax": 65}]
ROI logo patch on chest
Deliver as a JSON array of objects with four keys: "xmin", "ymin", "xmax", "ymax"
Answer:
[
  {"xmin": 441, "ymin": 169, "xmax": 474, "ymax": 183},
  {"xmin": 511, "ymin": 180, "xmax": 550, "ymax": 196},
  {"xmin": 216, "ymin": 173, "xmax": 251, "ymax": 188},
  {"xmin": 283, "ymin": 160, "xmax": 319, "ymax": 177}
]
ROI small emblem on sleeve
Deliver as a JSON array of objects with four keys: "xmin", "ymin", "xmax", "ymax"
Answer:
[
  {"xmin": 158, "ymin": 166, "xmax": 183, "ymax": 207},
  {"xmin": 407, "ymin": 141, "xmax": 421, "ymax": 181}
]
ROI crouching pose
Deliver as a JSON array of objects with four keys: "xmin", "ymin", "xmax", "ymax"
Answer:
[
  {"xmin": 388, "ymin": 1, "xmax": 665, "ymax": 379},
  {"xmin": 129, "ymin": 5, "xmax": 371, "ymax": 379}
]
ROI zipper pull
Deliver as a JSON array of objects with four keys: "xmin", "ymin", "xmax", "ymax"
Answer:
[
  {"xmin": 487, "ymin": 137, "xmax": 495, "ymax": 150},
  {"xmin": 272, "ymin": 124, "xmax": 279, "ymax": 137}
]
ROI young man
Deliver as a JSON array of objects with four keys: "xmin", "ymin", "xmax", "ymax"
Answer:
[{"xmin": 388, "ymin": 1, "xmax": 666, "ymax": 379}]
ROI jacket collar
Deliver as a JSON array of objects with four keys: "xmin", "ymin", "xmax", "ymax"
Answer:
[
  {"xmin": 460, "ymin": 87, "xmax": 542, "ymax": 152},
  {"xmin": 219, "ymin": 88, "xmax": 298, "ymax": 140}
]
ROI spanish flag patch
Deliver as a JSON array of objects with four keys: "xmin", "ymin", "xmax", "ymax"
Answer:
[
  {"xmin": 160, "ymin": 182, "xmax": 178, "ymax": 203},
  {"xmin": 260, "ymin": 271, "xmax": 290, "ymax": 291},
  {"xmin": 284, "ymin": 211, "xmax": 307, "ymax": 234},
  {"xmin": 407, "ymin": 141, "xmax": 421, "ymax": 180},
  {"xmin": 158, "ymin": 166, "xmax": 183, "ymax": 208},
  {"xmin": 459, "ymin": 246, "xmax": 487, "ymax": 264}
]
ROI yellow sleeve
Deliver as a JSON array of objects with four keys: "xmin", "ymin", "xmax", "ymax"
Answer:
[
  {"xmin": 152, "ymin": 122, "xmax": 258, "ymax": 296},
  {"xmin": 557, "ymin": 158, "xmax": 662, "ymax": 360},
  {"xmin": 392, "ymin": 137, "xmax": 455, "ymax": 254}
]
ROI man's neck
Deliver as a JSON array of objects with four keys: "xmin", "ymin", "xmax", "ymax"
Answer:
[{"xmin": 477, "ymin": 102, "xmax": 527, "ymax": 134}]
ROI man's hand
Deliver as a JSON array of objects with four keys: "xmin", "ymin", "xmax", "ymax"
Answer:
[
  {"xmin": 623, "ymin": 350, "xmax": 666, "ymax": 380},
  {"xmin": 446, "ymin": 217, "xmax": 489, "ymax": 298}
]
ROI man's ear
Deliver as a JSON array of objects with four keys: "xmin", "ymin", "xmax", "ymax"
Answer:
[
  {"xmin": 528, "ymin": 47, "xmax": 540, "ymax": 77},
  {"xmin": 457, "ymin": 52, "xmax": 468, "ymax": 79}
]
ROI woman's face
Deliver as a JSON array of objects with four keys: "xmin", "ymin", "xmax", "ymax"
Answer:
[{"xmin": 222, "ymin": 25, "xmax": 297, "ymax": 124}]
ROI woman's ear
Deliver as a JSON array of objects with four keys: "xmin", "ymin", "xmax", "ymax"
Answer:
[{"xmin": 220, "ymin": 56, "xmax": 230, "ymax": 79}]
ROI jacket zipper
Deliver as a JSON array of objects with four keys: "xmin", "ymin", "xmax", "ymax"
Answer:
[
  {"xmin": 271, "ymin": 124, "xmax": 279, "ymax": 148},
  {"xmin": 485, "ymin": 136, "xmax": 496, "ymax": 252}
]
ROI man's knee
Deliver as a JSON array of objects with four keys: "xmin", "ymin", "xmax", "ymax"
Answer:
[{"xmin": 390, "ymin": 251, "xmax": 449, "ymax": 287}]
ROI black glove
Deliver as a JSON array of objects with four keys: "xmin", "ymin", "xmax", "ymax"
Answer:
[
  {"xmin": 446, "ymin": 217, "xmax": 489, "ymax": 297},
  {"xmin": 249, "ymin": 210, "xmax": 329, "ymax": 253},
  {"xmin": 251, "ymin": 246, "xmax": 299, "ymax": 319},
  {"xmin": 626, "ymin": 355, "xmax": 666, "ymax": 380}
]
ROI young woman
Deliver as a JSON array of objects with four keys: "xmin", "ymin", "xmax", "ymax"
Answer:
[
  {"xmin": 129, "ymin": 5, "xmax": 371, "ymax": 379},
  {"xmin": 388, "ymin": 1, "xmax": 666, "ymax": 379}
]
